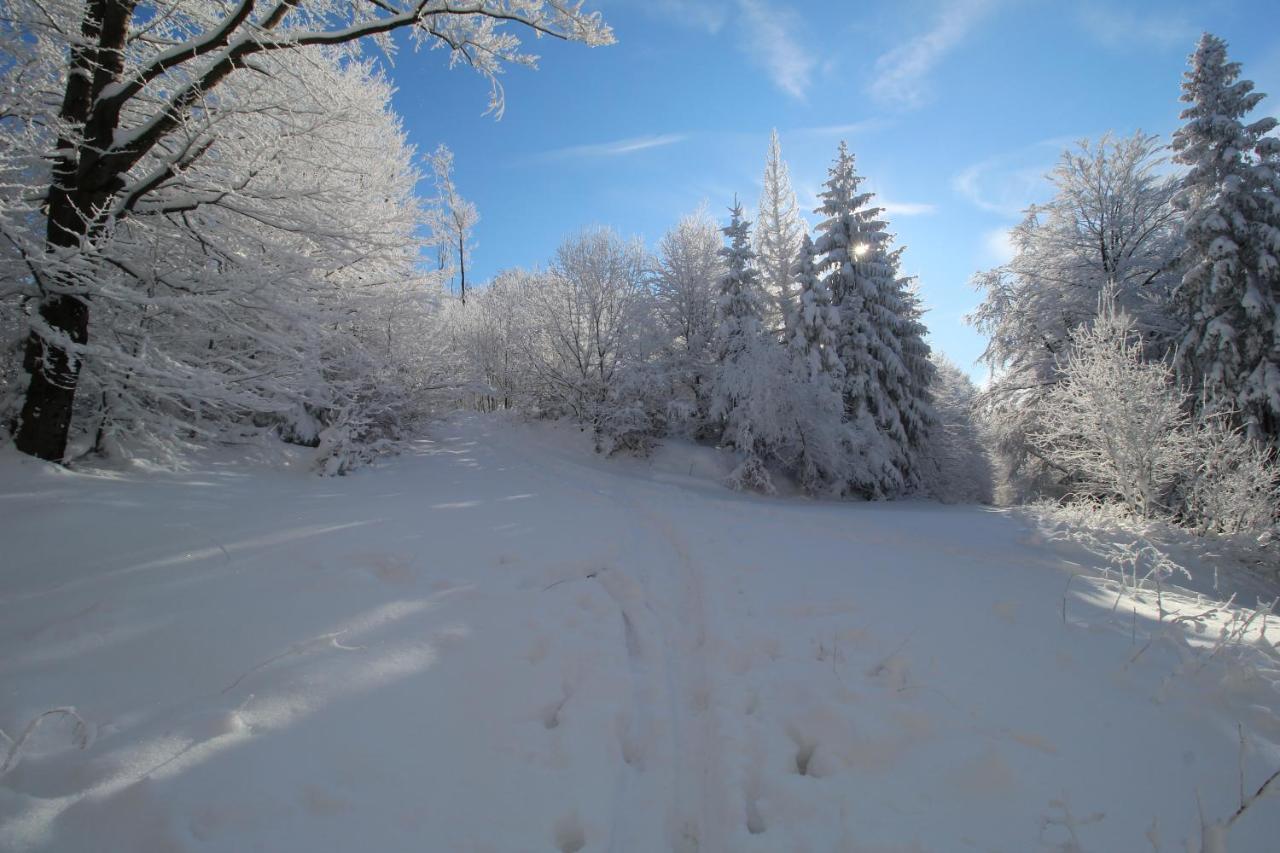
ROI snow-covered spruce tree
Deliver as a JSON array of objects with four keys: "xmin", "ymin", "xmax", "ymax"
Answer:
[
  {"xmin": 710, "ymin": 201, "xmax": 775, "ymax": 493},
  {"xmin": 652, "ymin": 207, "xmax": 724, "ymax": 434},
  {"xmin": 0, "ymin": 0, "xmax": 613, "ymax": 465},
  {"xmin": 970, "ymin": 132, "xmax": 1183, "ymax": 499},
  {"xmin": 813, "ymin": 141, "xmax": 935, "ymax": 498},
  {"xmin": 786, "ymin": 233, "xmax": 849, "ymax": 494},
  {"xmin": 755, "ymin": 129, "xmax": 805, "ymax": 338},
  {"xmin": 1171, "ymin": 33, "xmax": 1280, "ymax": 444}
]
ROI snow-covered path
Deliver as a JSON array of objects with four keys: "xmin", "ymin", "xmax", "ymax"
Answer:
[{"xmin": 2, "ymin": 416, "xmax": 1279, "ymax": 852}]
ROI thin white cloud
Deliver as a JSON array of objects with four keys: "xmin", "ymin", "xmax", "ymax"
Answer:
[
  {"xmin": 879, "ymin": 199, "xmax": 938, "ymax": 217},
  {"xmin": 951, "ymin": 136, "xmax": 1074, "ymax": 215},
  {"xmin": 792, "ymin": 118, "xmax": 891, "ymax": 137},
  {"xmin": 638, "ymin": 0, "xmax": 730, "ymax": 34},
  {"xmin": 982, "ymin": 226, "xmax": 1016, "ymax": 265},
  {"xmin": 870, "ymin": 0, "xmax": 998, "ymax": 109},
  {"xmin": 626, "ymin": 0, "xmax": 819, "ymax": 100},
  {"xmin": 539, "ymin": 133, "xmax": 687, "ymax": 160},
  {"xmin": 735, "ymin": 0, "xmax": 816, "ymax": 100},
  {"xmin": 1076, "ymin": 4, "xmax": 1196, "ymax": 50}
]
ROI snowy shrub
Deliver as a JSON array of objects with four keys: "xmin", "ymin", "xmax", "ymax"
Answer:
[
  {"xmin": 1028, "ymin": 291, "xmax": 1277, "ymax": 537},
  {"xmin": 1183, "ymin": 413, "xmax": 1279, "ymax": 536},
  {"xmin": 592, "ymin": 360, "xmax": 672, "ymax": 457},
  {"xmin": 1029, "ymin": 296, "xmax": 1193, "ymax": 519}
]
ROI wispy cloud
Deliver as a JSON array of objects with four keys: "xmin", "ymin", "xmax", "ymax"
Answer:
[
  {"xmin": 735, "ymin": 0, "xmax": 816, "ymax": 100},
  {"xmin": 627, "ymin": 0, "xmax": 819, "ymax": 100},
  {"xmin": 870, "ymin": 0, "xmax": 998, "ymax": 109},
  {"xmin": 951, "ymin": 136, "xmax": 1073, "ymax": 215},
  {"xmin": 792, "ymin": 118, "xmax": 891, "ymax": 138},
  {"xmin": 879, "ymin": 199, "xmax": 938, "ymax": 217},
  {"xmin": 982, "ymin": 226, "xmax": 1016, "ymax": 265},
  {"xmin": 1075, "ymin": 4, "xmax": 1197, "ymax": 50},
  {"xmin": 638, "ymin": 0, "xmax": 730, "ymax": 35},
  {"xmin": 537, "ymin": 133, "xmax": 687, "ymax": 161}
]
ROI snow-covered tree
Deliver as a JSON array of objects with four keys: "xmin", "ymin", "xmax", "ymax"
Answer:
[
  {"xmin": 1182, "ymin": 411, "xmax": 1278, "ymax": 535},
  {"xmin": 522, "ymin": 228, "xmax": 652, "ymax": 426},
  {"xmin": 970, "ymin": 133, "xmax": 1183, "ymax": 498},
  {"xmin": 754, "ymin": 129, "xmax": 804, "ymax": 336},
  {"xmin": 652, "ymin": 207, "xmax": 724, "ymax": 430},
  {"xmin": 1171, "ymin": 32, "xmax": 1280, "ymax": 444},
  {"xmin": 0, "ymin": 0, "xmax": 613, "ymax": 464},
  {"xmin": 786, "ymin": 233, "xmax": 848, "ymax": 493},
  {"xmin": 923, "ymin": 357, "xmax": 994, "ymax": 504},
  {"xmin": 446, "ymin": 267, "xmax": 540, "ymax": 412},
  {"xmin": 1029, "ymin": 294, "xmax": 1193, "ymax": 518},
  {"xmin": 789, "ymin": 234, "xmax": 842, "ymax": 381},
  {"xmin": 813, "ymin": 141, "xmax": 934, "ymax": 497},
  {"xmin": 711, "ymin": 200, "xmax": 774, "ymax": 492},
  {"xmin": 0, "ymin": 38, "xmax": 435, "ymax": 470},
  {"xmin": 426, "ymin": 144, "xmax": 480, "ymax": 303},
  {"xmin": 1027, "ymin": 290, "xmax": 1276, "ymax": 532}
]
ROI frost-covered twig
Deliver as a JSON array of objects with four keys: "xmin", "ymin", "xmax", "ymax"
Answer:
[
  {"xmin": 1227, "ymin": 766, "xmax": 1280, "ymax": 829},
  {"xmin": 0, "ymin": 707, "xmax": 92, "ymax": 777},
  {"xmin": 1039, "ymin": 794, "xmax": 1104, "ymax": 852},
  {"xmin": 221, "ymin": 631, "xmax": 362, "ymax": 695}
]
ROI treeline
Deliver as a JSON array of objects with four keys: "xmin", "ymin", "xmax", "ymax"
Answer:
[
  {"xmin": 442, "ymin": 138, "xmax": 991, "ymax": 501},
  {"xmin": 2, "ymin": 5, "xmax": 1274, "ymax": 532}
]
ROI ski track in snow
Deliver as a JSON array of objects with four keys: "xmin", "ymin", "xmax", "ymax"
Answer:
[{"xmin": 2, "ymin": 414, "xmax": 1280, "ymax": 852}]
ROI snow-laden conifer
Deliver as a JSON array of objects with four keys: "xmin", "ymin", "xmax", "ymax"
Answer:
[
  {"xmin": 711, "ymin": 201, "xmax": 774, "ymax": 492},
  {"xmin": 755, "ymin": 130, "xmax": 805, "ymax": 336},
  {"xmin": 786, "ymin": 233, "xmax": 849, "ymax": 493},
  {"xmin": 813, "ymin": 142, "xmax": 934, "ymax": 497},
  {"xmin": 1172, "ymin": 33, "xmax": 1280, "ymax": 443}
]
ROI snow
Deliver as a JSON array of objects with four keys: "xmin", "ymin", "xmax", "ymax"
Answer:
[{"xmin": 2, "ymin": 414, "xmax": 1279, "ymax": 852}]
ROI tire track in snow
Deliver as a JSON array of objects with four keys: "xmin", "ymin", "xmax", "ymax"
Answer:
[
  {"xmin": 466, "ymin": 423, "xmax": 732, "ymax": 850},
  {"xmin": 629, "ymin": 498, "xmax": 731, "ymax": 853}
]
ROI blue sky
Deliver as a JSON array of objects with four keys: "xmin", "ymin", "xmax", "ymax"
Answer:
[{"xmin": 385, "ymin": 0, "xmax": 1280, "ymax": 380}]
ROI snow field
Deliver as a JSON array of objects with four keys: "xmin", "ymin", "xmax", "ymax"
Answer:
[{"xmin": 1, "ymin": 415, "xmax": 1278, "ymax": 851}]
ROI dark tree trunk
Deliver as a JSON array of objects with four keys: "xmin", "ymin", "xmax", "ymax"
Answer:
[
  {"xmin": 14, "ymin": 297, "xmax": 90, "ymax": 462},
  {"xmin": 13, "ymin": 0, "xmax": 134, "ymax": 462},
  {"xmin": 458, "ymin": 233, "xmax": 467, "ymax": 304}
]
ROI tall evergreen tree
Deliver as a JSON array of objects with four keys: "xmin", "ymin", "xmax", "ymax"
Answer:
[
  {"xmin": 789, "ymin": 233, "xmax": 843, "ymax": 382},
  {"xmin": 788, "ymin": 233, "xmax": 849, "ymax": 493},
  {"xmin": 711, "ymin": 200, "xmax": 773, "ymax": 492},
  {"xmin": 755, "ymin": 129, "xmax": 805, "ymax": 337},
  {"xmin": 813, "ymin": 142, "xmax": 934, "ymax": 497},
  {"xmin": 1172, "ymin": 32, "xmax": 1280, "ymax": 443}
]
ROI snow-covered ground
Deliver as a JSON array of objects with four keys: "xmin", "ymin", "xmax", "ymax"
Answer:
[{"xmin": 2, "ymin": 415, "xmax": 1278, "ymax": 852}]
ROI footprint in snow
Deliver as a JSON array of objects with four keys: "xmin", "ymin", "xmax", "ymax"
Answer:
[{"xmin": 552, "ymin": 812, "xmax": 586, "ymax": 853}]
